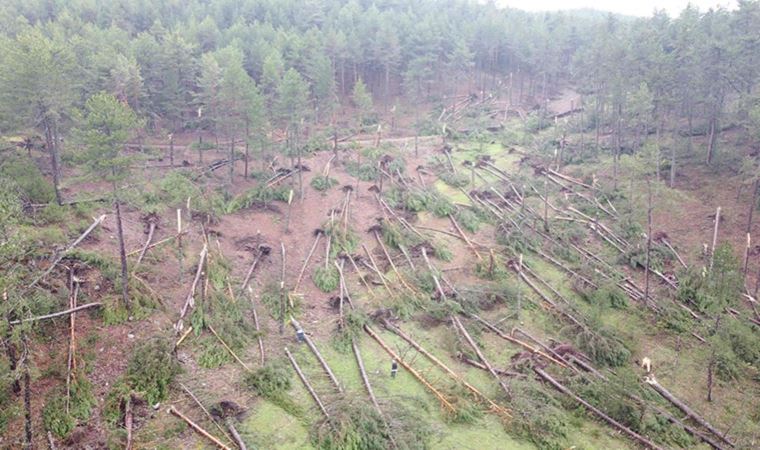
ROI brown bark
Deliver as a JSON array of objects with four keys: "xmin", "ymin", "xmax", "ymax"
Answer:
[
  {"xmin": 289, "ymin": 318, "xmax": 342, "ymax": 392},
  {"xmin": 115, "ymin": 200, "xmax": 130, "ymax": 309},
  {"xmin": 645, "ymin": 376, "xmax": 734, "ymax": 447},
  {"xmin": 644, "ymin": 181, "xmax": 653, "ymax": 305},
  {"xmin": 23, "ymin": 345, "xmax": 32, "ymax": 450},
  {"xmin": 364, "ymin": 325, "xmax": 455, "ymax": 413},
  {"xmin": 536, "ymin": 368, "xmax": 664, "ymax": 450},
  {"xmin": 284, "ymin": 347, "xmax": 329, "ymax": 418},
  {"xmin": 168, "ymin": 406, "xmax": 232, "ymax": 450}
]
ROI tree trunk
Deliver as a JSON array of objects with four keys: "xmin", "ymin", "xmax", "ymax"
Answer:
[
  {"xmin": 169, "ymin": 131, "xmax": 175, "ymax": 167},
  {"xmin": 45, "ymin": 118, "xmax": 63, "ymax": 205},
  {"xmin": 115, "ymin": 199, "xmax": 130, "ymax": 310},
  {"xmin": 670, "ymin": 125, "xmax": 678, "ymax": 188},
  {"xmin": 707, "ymin": 349, "xmax": 715, "ymax": 402},
  {"xmin": 614, "ymin": 103, "xmax": 622, "ymax": 191},
  {"xmin": 23, "ymin": 339, "xmax": 32, "ymax": 450},
  {"xmin": 746, "ymin": 180, "xmax": 757, "ymax": 235},
  {"xmin": 644, "ymin": 181, "xmax": 653, "ymax": 306},
  {"xmin": 706, "ymin": 116, "xmax": 717, "ymax": 164},
  {"xmin": 244, "ymin": 122, "xmax": 250, "ymax": 179}
]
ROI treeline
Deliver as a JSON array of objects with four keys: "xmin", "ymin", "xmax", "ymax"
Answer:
[{"xmin": 0, "ymin": 0, "xmax": 759, "ymax": 191}]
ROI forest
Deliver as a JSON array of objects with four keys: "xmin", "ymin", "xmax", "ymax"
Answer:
[{"xmin": 0, "ymin": 0, "xmax": 759, "ymax": 448}]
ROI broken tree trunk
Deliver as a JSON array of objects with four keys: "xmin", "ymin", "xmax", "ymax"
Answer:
[
  {"xmin": 470, "ymin": 314, "xmax": 567, "ymax": 368},
  {"xmin": 290, "ymin": 318, "xmax": 342, "ymax": 392},
  {"xmin": 644, "ymin": 376, "xmax": 734, "ymax": 447},
  {"xmin": 373, "ymin": 231, "xmax": 417, "ymax": 295},
  {"xmin": 28, "ymin": 215, "xmax": 107, "ymax": 288},
  {"xmin": 126, "ymin": 231, "xmax": 187, "ymax": 257},
  {"xmin": 208, "ymin": 324, "xmax": 252, "ymax": 372},
  {"xmin": 448, "ymin": 214, "xmax": 482, "ymax": 260},
  {"xmin": 66, "ymin": 270, "xmax": 80, "ymax": 414},
  {"xmin": 11, "ymin": 302, "xmax": 102, "ymax": 325},
  {"xmin": 294, "ymin": 232, "xmax": 323, "ymax": 292},
  {"xmin": 345, "ymin": 252, "xmax": 375, "ymax": 297},
  {"xmin": 168, "ymin": 406, "xmax": 232, "ymax": 450},
  {"xmin": 710, "ymin": 207, "xmax": 721, "ymax": 272},
  {"xmin": 176, "ymin": 245, "xmax": 208, "ymax": 332},
  {"xmin": 535, "ymin": 368, "xmax": 664, "ymax": 450},
  {"xmin": 661, "ymin": 238, "xmax": 688, "ymax": 269},
  {"xmin": 452, "ymin": 316, "xmax": 512, "ymax": 399},
  {"xmin": 179, "ymin": 383, "xmax": 234, "ymax": 447},
  {"xmin": 362, "ymin": 244, "xmax": 396, "ymax": 298},
  {"xmin": 352, "ymin": 339, "xmax": 383, "ymax": 415},
  {"xmin": 134, "ymin": 220, "xmax": 157, "ymax": 270},
  {"xmin": 284, "ymin": 347, "xmax": 329, "ymax": 418},
  {"xmin": 248, "ymin": 289, "xmax": 265, "ymax": 365},
  {"xmin": 461, "ymin": 356, "xmax": 526, "ymax": 378},
  {"xmin": 364, "ymin": 325, "xmax": 456, "ymax": 413},
  {"xmin": 279, "ymin": 242, "xmax": 286, "ymax": 335},
  {"xmin": 225, "ymin": 418, "xmax": 247, "ymax": 450},
  {"xmin": 239, "ymin": 249, "xmax": 265, "ymax": 293}
]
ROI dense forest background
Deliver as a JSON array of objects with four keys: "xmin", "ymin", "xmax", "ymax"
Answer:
[{"xmin": 1, "ymin": 0, "xmax": 759, "ymax": 193}]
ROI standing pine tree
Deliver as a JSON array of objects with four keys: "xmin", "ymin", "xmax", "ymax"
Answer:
[
  {"xmin": 74, "ymin": 93, "xmax": 142, "ymax": 310},
  {"xmin": 275, "ymin": 69, "xmax": 310, "ymax": 200}
]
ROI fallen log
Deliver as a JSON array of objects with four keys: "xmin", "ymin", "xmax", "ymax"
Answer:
[
  {"xmin": 179, "ymin": 383, "xmax": 235, "ymax": 447},
  {"xmin": 208, "ymin": 324, "xmax": 252, "ymax": 372},
  {"xmin": 289, "ymin": 318, "xmax": 342, "ymax": 392},
  {"xmin": 383, "ymin": 320, "xmax": 510, "ymax": 417},
  {"xmin": 175, "ymin": 245, "xmax": 208, "ymax": 332},
  {"xmin": 10, "ymin": 302, "xmax": 102, "ymax": 325},
  {"xmin": 459, "ymin": 356, "xmax": 526, "ymax": 378},
  {"xmin": 644, "ymin": 376, "xmax": 734, "ymax": 447},
  {"xmin": 660, "ymin": 238, "xmax": 688, "ymax": 269},
  {"xmin": 168, "ymin": 406, "xmax": 232, "ymax": 450},
  {"xmin": 284, "ymin": 347, "xmax": 329, "ymax": 418},
  {"xmin": 535, "ymin": 368, "xmax": 664, "ymax": 450},
  {"xmin": 125, "ymin": 395, "xmax": 133, "ymax": 450},
  {"xmin": 134, "ymin": 220, "xmax": 157, "ymax": 269},
  {"xmin": 449, "ymin": 214, "xmax": 482, "ymax": 260},
  {"xmin": 28, "ymin": 215, "xmax": 107, "ymax": 288},
  {"xmin": 452, "ymin": 316, "xmax": 512, "ymax": 400},
  {"xmin": 345, "ymin": 252, "xmax": 375, "ymax": 297},
  {"xmin": 364, "ymin": 325, "xmax": 455, "ymax": 413},
  {"xmin": 373, "ymin": 231, "xmax": 418, "ymax": 295},
  {"xmin": 239, "ymin": 247, "xmax": 266, "ymax": 292},
  {"xmin": 547, "ymin": 168, "xmax": 595, "ymax": 191},
  {"xmin": 127, "ymin": 231, "xmax": 186, "ymax": 257},
  {"xmin": 470, "ymin": 314, "xmax": 568, "ymax": 368},
  {"xmin": 362, "ymin": 244, "xmax": 396, "ymax": 298},
  {"xmin": 248, "ymin": 288, "xmax": 265, "ymax": 365}
]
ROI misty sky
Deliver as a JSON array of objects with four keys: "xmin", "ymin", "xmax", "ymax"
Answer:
[{"xmin": 497, "ymin": 0, "xmax": 738, "ymax": 17}]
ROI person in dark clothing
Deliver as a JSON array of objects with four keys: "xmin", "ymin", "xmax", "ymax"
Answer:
[{"xmin": 391, "ymin": 360, "xmax": 398, "ymax": 378}]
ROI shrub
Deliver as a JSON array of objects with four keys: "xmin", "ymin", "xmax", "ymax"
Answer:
[
  {"xmin": 332, "ymin": 310, "xmax": 369, "ymax": 353},
  {"xmin": 311, "ymin": 175, "xmax": 339, "ymax": 192},
  {"xmin": 126, "ymin": 338, "xmax": 181, "ymax": 405},
  {"xmin": 225, "ymin": 184, "xmax": 289, "ymax": 213},
  {"xmin": 43, "ymin": 376, "xmax": 95, "ymax": 439},
  {"xmin": 313, "ymin": 265, "xmax": 340, "ymax": 292},
  {"xmin": 582, "ymin": 282, "xmax": 628, "ymax": 309},
  {"xmin": 507, "ymin": 379, "xmax": 568, "ymax": 450},
  {"xmin": 0, "ymin": 152, "xmax": 55, "ymax": 203},
  {"xmin": 454, "ymin": 208, "xmax": 483, "ymax": 233},
  {"xmin": 311, "ymin": 398, "xmax": 393, "ymax": 450},
  {"xmin": 575, "ymin": 326, "xmax": 631, "ymax": 367},
  {"xmin": 439, "ymin": 171, "xmax": 470, "ymax": 188},
  {"xmin": 243, "ymin": 360, "xmax": 302, "ymax": 417}
]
